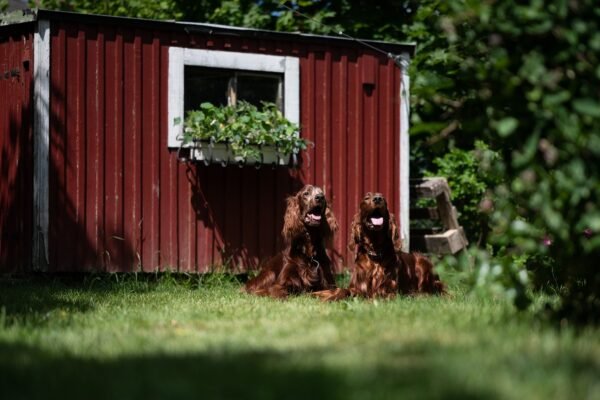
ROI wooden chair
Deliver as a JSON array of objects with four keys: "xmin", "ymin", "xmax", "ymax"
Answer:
[{"xmin": 409, "ymin": 177, "xmax": 468, "ymax": 254}]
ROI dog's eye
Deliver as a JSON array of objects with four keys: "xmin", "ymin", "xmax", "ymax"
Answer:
[
  {"xmin": 364, "ymin": 195, "xmax": 370, "ymax": 200},
  {"xmin": 303, "ymin": 191, "xmax": 310, "ymax": 197}
]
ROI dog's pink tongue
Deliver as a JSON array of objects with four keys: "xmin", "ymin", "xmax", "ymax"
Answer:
[
  {"xmin": 309, "ymin": 213, "xmax": 322, "ymax": 221},
  {"xmin": 371, "ymin": 217, "xmax": 384, "ymax": 226}
]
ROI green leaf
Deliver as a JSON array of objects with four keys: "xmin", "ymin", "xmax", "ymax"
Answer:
[
  {"xmin": 184, "ymin": 100, "xmax": 305, "ymax": 158},
  {"xmin": 573, "ymin": 98, "xmax": 600, "ymax": 117},
  {"xmin": 543, "ymin": 91, "xmax": 570, "ymax": 107},
  {"xmin": 496, "ymin": 117, "xmax": 519, "ymax": 137}
]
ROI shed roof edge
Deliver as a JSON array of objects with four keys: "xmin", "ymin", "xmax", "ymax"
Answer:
[{"xmin": 0, "ymin": 8, "xmax": 415, "ymax": 55}]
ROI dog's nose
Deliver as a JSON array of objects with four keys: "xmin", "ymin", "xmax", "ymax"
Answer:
[
  {"xmin": 373, "ymin": 195, "xmax": 383, "ymax": 204},
  {"xmin": 315, "ymin": 193, "xmax": 325, "ymax": 202}
]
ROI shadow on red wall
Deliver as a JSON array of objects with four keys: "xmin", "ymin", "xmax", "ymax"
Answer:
[
  {"xmin": 0, "ymin": 27, "xmax": 34, "ymax": 273},
  {"xmin": 187, "ymin": 161, "xmax": 306, "ymax": 272}
]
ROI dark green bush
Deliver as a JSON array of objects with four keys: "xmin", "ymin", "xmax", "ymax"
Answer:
[{"xmin": 405, "ymin": 0, "xmax": 600, "ymax": 324}]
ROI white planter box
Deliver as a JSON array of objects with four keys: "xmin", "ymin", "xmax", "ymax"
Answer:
[{"xmin": 188, "ymin": 142, "xmax": 292, "ymax": 167}]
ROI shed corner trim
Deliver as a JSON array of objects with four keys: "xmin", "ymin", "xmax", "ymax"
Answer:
[
  {"xmin": 33, "ymin": 18, "xmax": 50, "ymax": 271},
  {"xmin": 399, "ymin": 51, "xmax": 411, "ymax": 252}
]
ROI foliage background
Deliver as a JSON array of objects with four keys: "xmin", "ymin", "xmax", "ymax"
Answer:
[
  {"xmin": 21, "ymin": 0, "xmax": 600, "ymax": 323},
  {"xmin": 403, "ymin": 0, "xmax": 600, "ymax": 324}
]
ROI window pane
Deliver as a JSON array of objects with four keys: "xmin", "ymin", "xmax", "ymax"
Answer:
[
  {"xmin": 237, "ymin": 73, "xmax": 282, "ymax": 109},
  {"xmin": 184, "ymin": 67, "xmax": 230, "ymax": 111}
]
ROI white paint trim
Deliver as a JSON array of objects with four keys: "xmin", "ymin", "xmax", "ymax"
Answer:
[
  {"xmin": 399, "ymin": 52, "xmax": 411, "ymax": 252},
  {"xmin": 183, "ymin": 48, "xmax": 288, "ymax": 72},
  {"xmin": 283, "ymin": 56, "xmax": 300, "ymax": 125},
  {"xmin": 168, "ymin": 48, "xmax": 300, "ymax": 148},
  {"xmin": 168, "ymin": 47, "xmax": 184, "ymax": 148},
  {"xmin": 33, "ymin": 19, "xmax": 50, "ymax": 271}
]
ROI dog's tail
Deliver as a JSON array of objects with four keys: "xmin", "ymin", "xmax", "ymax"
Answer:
[{"xmin": 313, "ymin": 288, "xmax": 351, "ymax": 301}]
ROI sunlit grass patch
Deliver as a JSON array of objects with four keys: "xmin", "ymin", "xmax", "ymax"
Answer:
[{"xmin": 0, "ymin": 275, "xmax": 598, "ymax": 400}]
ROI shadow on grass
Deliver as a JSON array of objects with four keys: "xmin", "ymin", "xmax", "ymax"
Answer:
[
  {"xmin": 0, "ymin": 274, "xmax": 245, "ymax": 324},
  {"xmin": 0, "ymin": 278, "xmax": 96, "ymax": 324},
  {"xmin": 0, "ymin": 340, "xmax": 497, "ymax": 400}
]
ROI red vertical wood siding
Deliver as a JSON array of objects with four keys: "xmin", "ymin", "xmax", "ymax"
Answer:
[
  {"xmin": 0, "ymin": 24, "xmax": 34, "ymax": 272},
  {"xmin": 46, "ymin": 20, "xmax": 403, "ymax": 273},
  {"xmin": 103, "ymin": 26, "xmax": 124, "ymax": 272}
]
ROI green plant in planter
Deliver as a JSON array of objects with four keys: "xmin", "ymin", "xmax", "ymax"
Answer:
[{"xmin": 183, "ymin": 101, "xmax": 308, "ymax": 161}]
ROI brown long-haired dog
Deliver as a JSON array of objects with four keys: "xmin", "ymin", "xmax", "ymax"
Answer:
[
  {"xmin": 316, "ymin": 192, "xmax": 444, "ymax": 300},
  {"xmin": 245, "ymin": 185, "xmax": 338, "ymax": 298}
]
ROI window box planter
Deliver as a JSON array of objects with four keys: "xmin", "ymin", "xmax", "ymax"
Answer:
[
  {"xmin": 186, "ymin": 141, "xmax": 293, "ymax": 167},
  {"xmin": 180, "ymin": 101, "xmax": 306, "ymax": 168}
]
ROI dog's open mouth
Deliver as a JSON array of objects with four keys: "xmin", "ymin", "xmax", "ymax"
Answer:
[
  {"xmin": 365, "ymin": 209, "xmax": 385, "ymax": 230},
  {"xmin": 305, "ymin": 206, "xmax": 323, "ymax": 226}
]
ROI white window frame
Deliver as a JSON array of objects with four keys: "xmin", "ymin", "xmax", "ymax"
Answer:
[{"xmin": 168, "ymin": 48, "xmax": 300, "ymax": 148}]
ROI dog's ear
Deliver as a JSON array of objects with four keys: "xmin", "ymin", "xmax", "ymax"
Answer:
[
  {"xmin": 349, "ymin": 212, "xmax": 362, "ymax": 253},
  {"xmin": 282, "ymin": 193, "xmax": 303, "ymax": 244},
  {"xmin": 322, "ymin": 202, "xmax": 338, "ymax": 246},
  {"xmin": 388, "ymin": 213, "xmax": 401, "ymax": 251}
]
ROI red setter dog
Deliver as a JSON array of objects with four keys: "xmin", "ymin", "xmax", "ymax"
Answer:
[
  {"xmin": 317, "ymin": 192, "xmax": 444, "ymax": 300},
  {"xmin": 245, "ymin": 185, "xmax": 338, "ymax": 298}
]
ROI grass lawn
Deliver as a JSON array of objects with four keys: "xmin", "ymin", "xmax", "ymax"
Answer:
[{"xmin": 0, "ymin": 274, "xmax": 598, "ymax": 400}]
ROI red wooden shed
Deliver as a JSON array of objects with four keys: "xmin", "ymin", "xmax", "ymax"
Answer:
[{"xmin": 0, "ymin": 9, "xmax": 414, "ymax": 273}]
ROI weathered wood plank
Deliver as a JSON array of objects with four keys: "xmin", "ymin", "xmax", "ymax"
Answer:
[
  {"xmin": 435, "ymin": 190, "xmax": 460, "ymax": 230},
  {"xmin": 425, "ymin": 229, "xmax": 468, "ymax": 254},
  {"xmin": 411, "ymin": 229, "xmax": 468, "ymax": 254},
  {"xmin": 410, "ymin": 177, "xmax": 450, "ymax": 199},
  {"xmin": 409, "ymin": 177, "xmax": 468, "ymax": 254}
]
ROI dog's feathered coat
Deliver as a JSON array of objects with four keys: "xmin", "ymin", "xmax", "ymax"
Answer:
[
  {"xmin": 245, "ymin": 185, "xmax": 338, "ymax": 298},
  {"xmin": 317, "ymin": 192, "xmax": 444, "ymax": 300}
]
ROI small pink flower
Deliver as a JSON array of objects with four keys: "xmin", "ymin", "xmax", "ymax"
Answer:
[
  {"xmin": 542, "ymin": 235, "xmax": 553, "ymax": 247},
  {"xmin": 583, "ymin": 228, "xmax": 593, "ymax": 239}
]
